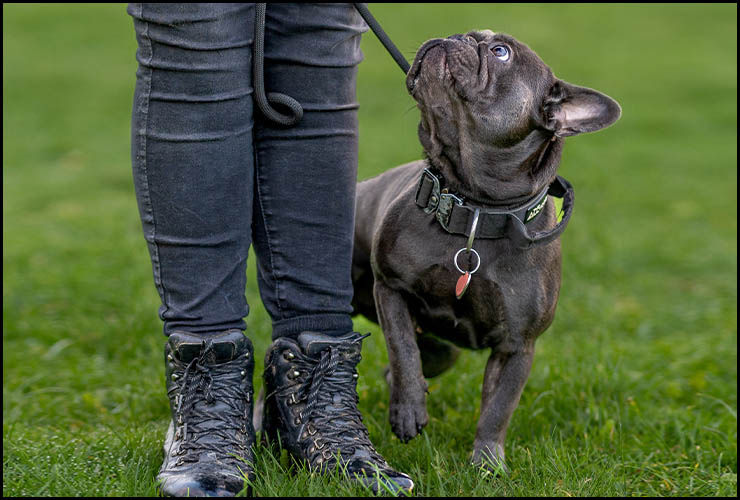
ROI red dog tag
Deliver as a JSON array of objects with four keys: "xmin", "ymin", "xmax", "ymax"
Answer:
[{"xmin": 455, "ymin": 271, "xmax": 471, "ymax": 299}]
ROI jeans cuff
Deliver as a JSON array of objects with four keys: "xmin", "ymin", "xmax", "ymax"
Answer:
[{"xmin": 271, "ymin": 313, "xmax": 354, "ymax": 340}]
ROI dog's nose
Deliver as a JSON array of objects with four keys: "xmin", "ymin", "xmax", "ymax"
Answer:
[{"xmin": 447, "ymin": 33, "xmax": 477, "ymax": 48}]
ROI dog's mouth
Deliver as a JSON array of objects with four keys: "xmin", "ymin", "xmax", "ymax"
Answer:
[{"xmin": 406, "ymin": 38, "xmax": 445, "ymax": 95}]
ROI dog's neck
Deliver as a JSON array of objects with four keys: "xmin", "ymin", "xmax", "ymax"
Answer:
[{"xmin": 425, "ymin": 131, "xmax": 564, "ymax": 207}]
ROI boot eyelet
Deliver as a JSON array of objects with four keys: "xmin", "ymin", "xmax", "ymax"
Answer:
[
  {"xmin": 294, "ymin": 417, "xmax": 301, "ymax": 425},
  {"xmin": 289, "ymin": 369, "xmax": 300, "ymax": 379},
  {"xmin": 283, "ymin": 351, "xmax": 295, "ymax": 360},
  {"xmin": 171, "ymin": 373, "xmax": 179, "ymax": 382},
  {"xmin": 240, "ymin": 370, "xmax": 246, "ymax": 377},
  {"xmin": 167, "ymin": 354, "xmax": 174, "ymax": 362},
  {"xmin": 244, "ymin": 351, "xmax": 250, "ymax": 359},
  {"xmin": 352, "ymin": 373, "xmax": 359, "ymax": 379}
]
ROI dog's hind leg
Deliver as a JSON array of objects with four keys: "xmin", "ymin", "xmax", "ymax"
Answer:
[
  {"xmin": 418, "ymin": 332, "xmax": 461, "ymax": 378},
  {"xmin": 351, "ymin": 243, "xmax": 379, "ymax": 323},
  {"xmin": 472, "ymin": 344, "xmax": 535, "ymax": 474}
]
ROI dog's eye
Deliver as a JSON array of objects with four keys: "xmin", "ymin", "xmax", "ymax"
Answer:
[{"xmin": 491, "ymin": 45, "xmax": 510, "ymax": 62}]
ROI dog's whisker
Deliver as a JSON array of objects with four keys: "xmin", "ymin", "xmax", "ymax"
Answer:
[{"xmin": 402, "ymin": 104, "xmax": 417, "ymax": 116}]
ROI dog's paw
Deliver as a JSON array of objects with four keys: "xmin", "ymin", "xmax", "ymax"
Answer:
[
  {"xmin": 471, "ymin": 443, "xmax": 510, "ymax": 476},
  {"xmin": 389, "ymin": 399, "xmax": 428, "ymax": 442}
]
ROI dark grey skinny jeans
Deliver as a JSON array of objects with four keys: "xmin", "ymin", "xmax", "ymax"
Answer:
[{"xmin": 128, "ymin": 3, "xmax": 367, "ymax": 339}]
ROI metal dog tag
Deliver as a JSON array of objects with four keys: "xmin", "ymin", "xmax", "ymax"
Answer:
[
  {"xmin": 455, "ymin": 271, "xmax": 472, "ymax": 299},
  {"xmin": 453, "ymin": 208, "xmax": 481, "ymax": 300},
  {"xmin": 453, "ymin": 247, "xmax": 480, "ymax": 300}
]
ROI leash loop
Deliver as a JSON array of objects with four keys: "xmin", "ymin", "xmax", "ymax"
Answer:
[
  {"xmin": 253, "ymin": 4, "xmax": 409, "ymax": 127},
  {"xmin": 253, "ymin": 3, "xmax": 303, "ymax": 126}
]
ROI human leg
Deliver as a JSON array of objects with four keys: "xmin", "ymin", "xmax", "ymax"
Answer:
[
  {"xmin": 129, "ymin": 3, "xmax": 254, "ymax": 337},
  {"xmin": 250, "ymin": 2, "xmax": 363, "ymax": 340},
  {"xmin": 252, "ymin": 3, "xmax": 413, "ymax": 493},
  {"xmin": 128, "ymin": 3, "xmax": 257, "ymax": 495}
]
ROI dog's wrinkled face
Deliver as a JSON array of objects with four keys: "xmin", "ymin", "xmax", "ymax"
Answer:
[
  {"xmin": 408, "ymin": 31, "xmax": 554, "ymax": 148},
  {"xmin": 407, "ymin": 30, "xmax": 621, "ymax": 158}
]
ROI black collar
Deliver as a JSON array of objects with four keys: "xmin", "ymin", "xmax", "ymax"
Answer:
[{"xmin": 414, "ymin": 167, "xmax": 575, "ymax": 249}]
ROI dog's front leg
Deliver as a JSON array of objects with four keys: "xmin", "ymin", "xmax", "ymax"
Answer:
[
  {"xmin": 472, "ymin": 344, "xmax": 535, "ymax": 473},
  {"xmin": 373, "ymin": 280, "xmax": 428, "ymax": 442}
]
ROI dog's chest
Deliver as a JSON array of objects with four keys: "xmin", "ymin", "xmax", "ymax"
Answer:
[
  {"xmin": 381, "ymin": 230, "xmax": 559, "ymax": 350},
  {"xmin": 371, "ymin": 180, "xmax": 561, "ymax": 349},
  {"xmin": 404, "ymin": 260, "xmax": 512, "ymax": 350}
]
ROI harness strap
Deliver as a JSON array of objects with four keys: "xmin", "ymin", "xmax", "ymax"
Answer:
[{"xmin": 415, "ymin": 168, "xmax": 575, "ymax": 249}]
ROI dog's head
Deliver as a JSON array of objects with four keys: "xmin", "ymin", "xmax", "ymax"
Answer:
[{"xmin": 407, "ymin": 31, "xmax": 621, "ymax": 196}]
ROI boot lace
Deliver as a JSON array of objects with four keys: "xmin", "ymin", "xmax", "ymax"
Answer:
[
  {"xmin": 167, "ymin": 340, "xmax": 250, "ymax": 467},
  {"xmin": 291, "ymin": 335, "xmax": 388, "ymax": 469}
]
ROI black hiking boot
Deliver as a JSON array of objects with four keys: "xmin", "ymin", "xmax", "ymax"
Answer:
[
  {"xmin": 157, "ymin": 330, "xmax": 255, "ymax": 497},
  {"xmin": 261, "ymin": 331, "xmax": 414, "ymax": 495}
]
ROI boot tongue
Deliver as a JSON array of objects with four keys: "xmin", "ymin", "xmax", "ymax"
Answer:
[
  {"xmin": 169, "ymin": 330, "xmax": 246, "ymax": 363},
  {"xmin": 298, "ymin": 331, "xmax": 363, "ymax": 358}
]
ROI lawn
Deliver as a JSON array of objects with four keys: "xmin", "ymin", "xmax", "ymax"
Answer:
[{"xmin": 3, "ymin": 3, "xmax": 736, "ymax": 497}]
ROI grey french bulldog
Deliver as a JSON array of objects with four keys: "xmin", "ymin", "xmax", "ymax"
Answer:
[{"xmin": 351, "ymin": 30, "xmax": 621, "ymax": 472}]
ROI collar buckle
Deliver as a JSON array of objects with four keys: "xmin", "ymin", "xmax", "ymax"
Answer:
[
  {"xmin": 436, "ymin": 191, "xmax": 463, "ymax": 230},
  {"xmin": 415, "ymin": 168, "xmax": 464, "ymax": 228},
  {"xmin": 416, "ymin": 168, "xmax": 442, "ymax": 214}
]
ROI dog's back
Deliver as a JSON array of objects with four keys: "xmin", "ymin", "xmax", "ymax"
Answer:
[{"xmin": 352, "ymin": 160, "xmax": 425, "ymax": 321}]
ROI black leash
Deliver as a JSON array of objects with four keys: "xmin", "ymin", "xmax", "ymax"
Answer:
[
  {"xmin": 253, "ymin": 3, "xmax": 410, "ymax": 127},
  {"xmin": 253, "ymin": 3, "xmax": 303, "ymax": 126},
  {"xmin": 353, "ymin": 3, "xmax": 411, "ymax": 75}
]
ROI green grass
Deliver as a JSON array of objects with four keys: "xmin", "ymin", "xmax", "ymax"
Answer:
[{"xmin": 3, "ymin": 3, "xmax": 736, "ymax": 497}]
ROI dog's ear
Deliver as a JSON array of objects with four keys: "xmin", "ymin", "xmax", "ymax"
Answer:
[{"xmin": 543, "ymin": 80, "xmax": 621, "ymax": 137}]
